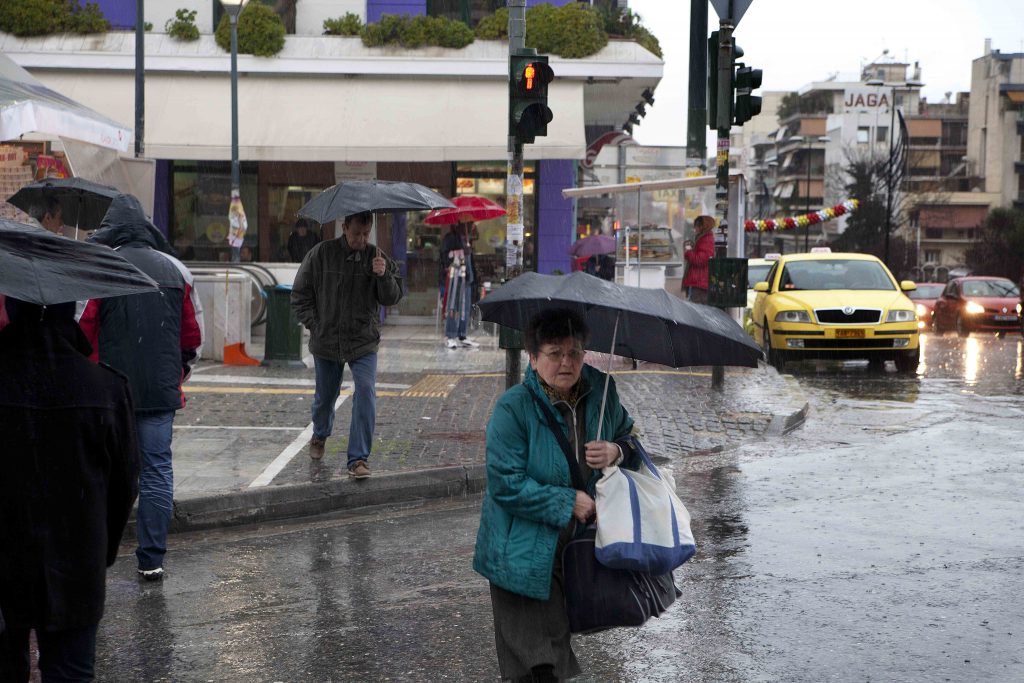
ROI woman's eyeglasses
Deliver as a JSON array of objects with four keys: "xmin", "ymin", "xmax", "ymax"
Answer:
[{"xmin": 540, "ymin": 348, "xmax": 585, "ymax": 363}]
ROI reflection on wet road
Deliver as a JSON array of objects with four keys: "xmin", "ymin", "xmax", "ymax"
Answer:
[{"xmin": 95, "ymin": 332, "xmax": 1023, "ymax": 681}]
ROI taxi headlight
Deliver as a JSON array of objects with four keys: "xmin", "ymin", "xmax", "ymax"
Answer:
[
  {"xmin": 775, "ymin": 310, "xmax": 812, "ymax": 323},
  {"xmin": 914, "ymin": 304, "xmax": 927, "ymax": 316},
  {"xmin": 886, "ymin": 309, "xmax": 915, "ymax": 323},
  {"xmin": 964, "ymin": 301, "xmax": 986, "ymax": 315}
]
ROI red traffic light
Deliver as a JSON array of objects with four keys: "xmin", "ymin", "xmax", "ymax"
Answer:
[{"xmin": 517, "ymin": 61, "xmax": 553, "ymax": 94}]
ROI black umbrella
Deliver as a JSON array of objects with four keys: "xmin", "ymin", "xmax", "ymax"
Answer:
[
  {"xmin": 297, "ymin": 180, "xmax": 455, "ymax": 224},
  {"xmin": 0, "ymin": 219, "xmax": 158, "ymax": 305},
  {"xmin": 479, "ymin": 271, "xmax": 763, "ymax": 369},
  {"xmin": 7, "ymin": 177, "xmax": 121, "ymax": 235}
]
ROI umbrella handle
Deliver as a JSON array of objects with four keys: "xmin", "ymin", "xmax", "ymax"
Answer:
[{"xmin": 596, "ymin": 312, "xmax": 619, "ymax": 439}]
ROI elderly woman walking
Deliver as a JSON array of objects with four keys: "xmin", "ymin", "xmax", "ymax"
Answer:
[{"xmin": 473, "ymin": 308, "xmax": 641, "ymax": 682}]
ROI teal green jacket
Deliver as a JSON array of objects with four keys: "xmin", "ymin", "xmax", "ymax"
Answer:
[{"xmin": 473, "ymin": 363, "xmax": 635, "ymax": 600}]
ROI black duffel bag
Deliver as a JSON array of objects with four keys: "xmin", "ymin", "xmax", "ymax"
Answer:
[{"xmin": 562, "ymin": 526, "xmax": 681, "ymax": 635}]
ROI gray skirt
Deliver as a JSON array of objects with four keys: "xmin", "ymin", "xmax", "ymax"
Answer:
[{"xmin": 488, "ymin": 524, "xmax": 581, "ymax": 682}]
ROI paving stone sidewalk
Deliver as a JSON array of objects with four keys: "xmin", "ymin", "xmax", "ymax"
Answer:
[{"xmin": 172, "ymin": 326, "xmax": 806, "ymax": 500}]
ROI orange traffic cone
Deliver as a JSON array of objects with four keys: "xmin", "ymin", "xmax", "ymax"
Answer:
[{"xmin": 223, "ymin": 342, "xmax": 260, "ymax": 366}]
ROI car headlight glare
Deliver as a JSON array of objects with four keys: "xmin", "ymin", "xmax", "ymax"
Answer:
[
  {"xmin": 964, "ymin": 301, "xmax": 986, "ymax": 315},
  {"xmin": 886, "ymin": 309, "xmax": 915, "ymax": 323},
  {"xmin": 1017, "ymin": 303, "xmax": 1022, "ymax": 315},
  {"xmin": 774, "ymin": 310, "xmax": 811, "ymax": 323},
  {"xmin": 914, "ymin": 304, "xmax": 927, "ymax": 316}
]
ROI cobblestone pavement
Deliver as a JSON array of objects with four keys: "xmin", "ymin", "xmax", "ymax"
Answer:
[{"xmin": 171, "ymin": 326, "xmax": 804, "ymax": 499}]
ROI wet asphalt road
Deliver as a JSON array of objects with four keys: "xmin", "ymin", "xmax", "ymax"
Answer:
[{"xmin": 96, "ymin": 332, "xmax": 1024, "ymax": 682}]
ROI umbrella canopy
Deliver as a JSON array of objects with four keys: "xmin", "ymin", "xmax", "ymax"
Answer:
[
  {"xmin": 7, "ymin": 177, "xmax": 121, "ymax": 233},
  {"xmin": 478, "ymin": 271, "xmax": 763, "ymax": 369},
  {"xmin": 423, "ymin": 195, "xmax": 507, "ymax": 225},
  {"xmin": 0, "ymin": 219, "xmax": 158, "ymax": 305},
  {"xmin": 569, "ymin": 234, "xmax": 617, "ymax": 258},
  {"xmin": 297, "ymin": 180, "xmax": 455, "ymax": 224}
]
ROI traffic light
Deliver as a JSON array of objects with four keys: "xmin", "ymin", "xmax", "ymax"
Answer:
[
  {"xmin": 733, "ymin": 62, "xmax": 763, "ymax": 126},
  {"xmin": 509, "ymin": 51, "xmax": 554, "ymax": 144},
  {"xmin": 706, "ymin": 31, "xmax": 719, "ymax": 131}
]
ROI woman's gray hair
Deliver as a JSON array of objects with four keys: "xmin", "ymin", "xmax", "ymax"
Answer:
[{"xmin": 525, "ymin": 308, "xmax": 589, "ymax": 355}]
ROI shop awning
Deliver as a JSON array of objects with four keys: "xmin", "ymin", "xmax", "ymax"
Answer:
[
  {"xmin": 38, "ymin": 72, "xmax": 586, "ymax": 162},
  {"xmin": 0, "ymin": 53, "xmax": 131, "ymax": 152}
]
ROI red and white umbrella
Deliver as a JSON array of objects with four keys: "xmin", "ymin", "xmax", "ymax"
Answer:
[{"xmin": 423, "ymin": 195, "xmax": 507, "ymax": 225}]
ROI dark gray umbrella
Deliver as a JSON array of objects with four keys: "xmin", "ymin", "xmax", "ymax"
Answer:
[
  {"xmin": 478, "ymin": 271, "xmax": 763, "ymax": 369},
  {"xmin": 0, "ymin": 219, "xmax": 158, "ymax": 305},
  {"xmin": 7, "ymin": 177, "xmax": 121, "ymax": 234},
  {"xmin": 297, "ymin": 180, "xmax": 455, "ymax": 224}
]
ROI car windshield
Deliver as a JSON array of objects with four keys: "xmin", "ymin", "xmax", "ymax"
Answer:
[
  {"xmin": 909, "ymin": 284, "xmax": 944, "ymax": 299},
  {"xmin": 747, "ymin": 264, "xmax": 772, "ymax": 288},
  {"xmin": 778, "ymin": 259, "xmax": 895, "ymax": 291},
  {"xmin": 961, "ymin": 279, "xmax": 1019, "ymax": 297}
]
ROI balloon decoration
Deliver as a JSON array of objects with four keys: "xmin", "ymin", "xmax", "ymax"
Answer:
[{"xmin": 744, "ymin": 199, "xmax": 859, "ymax": 232}]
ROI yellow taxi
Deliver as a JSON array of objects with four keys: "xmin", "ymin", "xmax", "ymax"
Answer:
[
  {"xmin": 743, "ymin": 255, "xmax": 778, "ymax": 336},
  {"xmin": 751, "ymin": 251, "xmax": 920, "ymax": 373}
]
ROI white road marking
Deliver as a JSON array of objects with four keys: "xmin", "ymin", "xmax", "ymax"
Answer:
[
  {"xmin": 247, "ymin": 393, "xmax": 350, "ymax": 488},
  {"xmin": 174, "ymin": 426, "xmax": 305, "ymax": 431},
  {"xmin": 187, "ymin": 374, "xmax": 411, "ymax": 390}
]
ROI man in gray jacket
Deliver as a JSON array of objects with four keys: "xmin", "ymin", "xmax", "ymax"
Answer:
[{"xmin": 291, "ymin": 211, "xmax": 403, "ymax": 477}]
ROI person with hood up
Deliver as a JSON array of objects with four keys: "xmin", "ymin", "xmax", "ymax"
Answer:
[
  {"xmin": 78, "ymin": 194, "xmax": 204, "ymax": 582},
  {"xmin": 0, "ymin": 298, "xmax": 139, "ymax": 681}
]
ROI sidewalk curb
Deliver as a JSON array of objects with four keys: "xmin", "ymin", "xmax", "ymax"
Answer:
[
  {"xmin": 152, "ymin": 373, "xmax": 810, "ymax": 535},
  {"xmin": 765, "ymin": 374, "xmax": 810, "ymax": 436},
  {"xmin": 164, "ymin": 464, "xmax": 488, "ymax": 534}
]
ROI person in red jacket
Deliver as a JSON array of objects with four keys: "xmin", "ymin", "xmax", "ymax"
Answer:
[{"xmin": 681, "ymin": 215, "xmax": 716, "ymax": 304}]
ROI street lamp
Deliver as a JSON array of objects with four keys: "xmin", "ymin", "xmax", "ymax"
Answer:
[
  {"xmin": 790, "ymin": 134, "xmax": 831, "ymax": 251},
  {"xmin": 222, "ymin": 0, "xmax": 249, "ymax": 261}
]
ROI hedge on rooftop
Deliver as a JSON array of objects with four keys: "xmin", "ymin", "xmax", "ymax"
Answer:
[
  {"xmin": 0, "ymin": 0, "xmax": 108, "ymax": 36},
  {"xmin": 215, "ymin": 2, "xmax": 286, "ymax": 57}
]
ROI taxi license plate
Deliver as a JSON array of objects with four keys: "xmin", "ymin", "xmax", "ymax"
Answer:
[
  {"xmin": 835, "ymin": 329, "xmax": 865, "ymax": 338},
  {"xmin": 994, "ymin": 315, "xmax": 1017, "ymax": 321}
]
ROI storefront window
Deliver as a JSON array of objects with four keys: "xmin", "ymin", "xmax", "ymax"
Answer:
[
  {"xmin": 394, "ymin": 161, "xmax": 536, "ymax": 316},
  {"xmin": 170, "ymin": 161, "xmax": 258, "ymax": 261},
  {"xmin": 265, "ymin": 184, "xmax": 327, "ymax": 262}
]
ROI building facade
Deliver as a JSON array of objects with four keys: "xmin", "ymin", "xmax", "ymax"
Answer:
[
  {"xmin": 1, "ymin": 0, "xmax": 661, "ymax": 315},
  {"xmin": 967, "ymin": 42, "xmax": 1024, "ymax": 211}
]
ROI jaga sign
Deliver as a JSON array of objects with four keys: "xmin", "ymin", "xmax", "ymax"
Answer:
[{"xmin": 844, "ymin": 87, "xmax": 892, "ymax": 113}]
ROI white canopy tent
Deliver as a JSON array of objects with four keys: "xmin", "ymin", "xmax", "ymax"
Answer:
[{"xmin": 0, "ymin": 52, "xmax": 154, "ymax": 215}]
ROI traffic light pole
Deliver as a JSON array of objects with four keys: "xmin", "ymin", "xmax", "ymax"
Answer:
[
  {"xmin": 503, "ymin": 0, "xmax": 527, "ymax": 389},
  {"xmin": 711, "ymin": 21, "xmax": 734, "ymax": 390},
  {"xmin": 685, "ymin": 0, "xmax": 707, "ymax": 169}
]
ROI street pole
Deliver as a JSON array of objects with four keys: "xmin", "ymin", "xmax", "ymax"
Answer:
[
  {"xmin": 711, "ymin": 20, "xmax": 733, "ymax": 390},
  {"xmin": 134, "ymin": 0, "xmax": 144, "ymax": 158},
  {"xmin": 685, "ymin": 0, "xmax": 708, "ymax": 170},
  {"xmin": 230, "ymin": 12, "xmax": 240, "ymax": 194},
  {"xmin": 804, "ymin": 137, "xmax": 811, "ymax": 252},
  {"xmin": 503, "ymin": 0, "xmax": 526, "ymax": 389}
]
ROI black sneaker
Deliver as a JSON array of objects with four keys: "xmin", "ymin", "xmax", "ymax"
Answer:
[{"xmin": 138, "ymin": 567, "xmax": 164, "ymax": 582}]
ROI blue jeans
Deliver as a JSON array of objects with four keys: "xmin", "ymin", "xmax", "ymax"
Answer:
[
  {"xmin": 311, "ymin": 353, "xmax": 377, "ymax": 467},
  {"xmin": 0, "ymin": 624, "xmax": 98, "ymax": 682},
  {"xmin": 135, "ymin": 411, "xmax": 175, "ymax": 571}
]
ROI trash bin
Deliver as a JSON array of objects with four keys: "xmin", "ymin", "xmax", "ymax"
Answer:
[
  {"xmin": 707, "ymin": 258, "xmax": 748, "ymax": 308},
  {"xmin": 263, "ymin": 284, "xmax": 304, "ymax": 366}
]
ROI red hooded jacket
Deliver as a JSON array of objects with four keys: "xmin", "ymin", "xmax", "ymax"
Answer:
[{"xmin": 682, "ymin": 230, "xmax": 715, "ymax": 289}]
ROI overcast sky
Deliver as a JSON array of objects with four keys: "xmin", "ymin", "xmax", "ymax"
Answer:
[{"xmin": 627, "ymin": 0, "xmax": 1024, "ymax": 147}]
